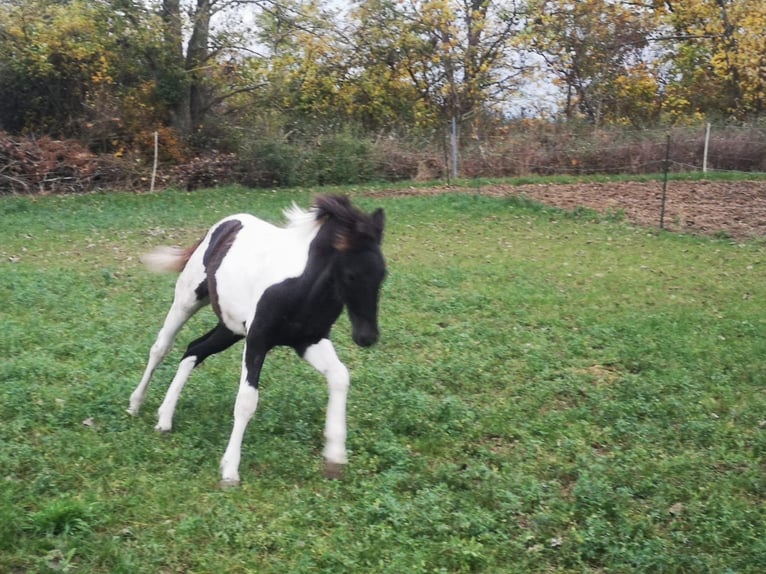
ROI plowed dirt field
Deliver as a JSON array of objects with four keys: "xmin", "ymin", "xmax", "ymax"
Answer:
[{"xmin": 368, "ymin": 180, "xmax": 766, "ymax": 240}]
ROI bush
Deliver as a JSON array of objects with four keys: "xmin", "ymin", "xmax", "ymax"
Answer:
[
  {"xmin": 237, "ymin": 139, "xmax": 300, "ymax": 188},
  {"xmin": 463, "ymin": 123, "xmax": 766, "ymax": 177},
  {"xmin": 180, "ymin": 152, "xmax": 239, "ymax": 191},
  {"xmin": 300, "ymin": 133, "xmax": 375, "ymax": 186},
  {"xmin": 234, "ymin": 132, "xmax": 428, "ymax": 188},
  {"xmin": 370, "ymin": 137, "xmax": 430, "ymax": 181}
]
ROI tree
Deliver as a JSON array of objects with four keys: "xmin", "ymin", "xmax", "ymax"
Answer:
[
  {"xmin": 522, "ymin": 0, "xmax": 766, "ymax": 124},
  {"xmin": 343, "ymin": 0, "xmax": 431, "ymax": 131},
  {"xmin": 661, "ymin": 0, "xmax": 766, "ymax": 119},
  {"xmin": 0, "ymin": 0, "xmax": 180, "ymax": 149},
  {"xmin": 0, "ymin": 0, "xmax": 126, "ymax": 135},
  {"xmin": 349, "ymin": 0, "xmax": 526, "ymax": 134},
  {"xmin": 154, "ymin": 0, "xmax": 235, "ymax": 139},
  {"xmin": 523, "ymin": 0, "xmax": 661, "ymax": 126}
]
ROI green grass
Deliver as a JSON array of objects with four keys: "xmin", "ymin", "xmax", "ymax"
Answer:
[{"xmin": 1, "ymin": 186, "xmax": 765, "ymax": 573}]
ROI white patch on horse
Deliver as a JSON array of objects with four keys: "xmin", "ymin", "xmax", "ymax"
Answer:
[
  {"xmin": 220, "ymin": 350, "xmax": 260, "ymax": 487},
  {"xmin": 210, "ymin": 212, "xmax": 320, "ymax": 335}
]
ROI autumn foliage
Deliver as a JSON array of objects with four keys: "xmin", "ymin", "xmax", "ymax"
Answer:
[{"xmin": 0, "ymin": 0, "xmax": 765, "ymax": 193}]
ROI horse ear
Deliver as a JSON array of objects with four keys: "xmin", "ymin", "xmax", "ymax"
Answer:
[{"xmin": 371, "ymin": 208, "xmax": 385, "ymax": 243}]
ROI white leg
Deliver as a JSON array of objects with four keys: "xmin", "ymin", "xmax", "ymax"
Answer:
[
  {"xmin": 220, "ymin": 349, "xmax": 261, "ymax": 487},
  {"xmin": 303, "ymin": 339, "xmax": 350, "ymax": 476},
  {"xmin": 128, "ymin": 298, "xmax": 202, "ymax": 416},
  {"xmin": 155, "ymin": 356, "xmax": 196, "ymax": 432}
]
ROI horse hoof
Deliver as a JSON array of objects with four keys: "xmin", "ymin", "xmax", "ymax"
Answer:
[
  {"xmin": 127, "ymin": 407, "xmax": 139, "ymax": 416},
  {"xmin": 154, "ymin": 424, "xmax": 171, "ymax": 433},
  {"xmin": 324, "ymin": 461, "xmax": 345, "ymax": 480},
  {"xmin": 220, "ymin": 478, "xmax": 240, "ymax": 489}
]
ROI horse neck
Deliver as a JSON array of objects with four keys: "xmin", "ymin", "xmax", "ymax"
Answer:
[{"xmin": 301, "ymin": 224, "xmax": 342, "ymax": 308}]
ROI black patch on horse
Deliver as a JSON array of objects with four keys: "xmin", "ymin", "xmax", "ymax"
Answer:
[{"xmin": 198, "ymin": 219, "xmax": 244, "ymax": 317}]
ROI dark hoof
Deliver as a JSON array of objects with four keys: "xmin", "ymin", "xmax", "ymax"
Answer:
[{"xmin": 324, "ymin": 461, "xmax": 345, "ymax": 480}]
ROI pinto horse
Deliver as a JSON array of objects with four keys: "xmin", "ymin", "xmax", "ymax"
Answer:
[{"xmin": 128, "ymin": 195, "xmax": 386, "ymax": 485}]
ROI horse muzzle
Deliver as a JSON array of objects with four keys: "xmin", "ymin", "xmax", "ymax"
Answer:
[{"xmin": 352, "ymin": 326, "xmax": 379, "ymax": 347}]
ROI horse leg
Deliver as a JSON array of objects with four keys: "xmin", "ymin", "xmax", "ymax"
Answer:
[
  {"xmin": 302, "ymin": 338, "xmax": 350, "ymax": 479},
  {"xmin": 220, "ymin": 343, "xmax": 265, "ymax": 487},
  {"xmin": 155, "ymin": 323, "xmax": 243, "ymax": 432},
  {"xmin": 128, "ymin": 294, "xmax": 205, "ymax": 416}
]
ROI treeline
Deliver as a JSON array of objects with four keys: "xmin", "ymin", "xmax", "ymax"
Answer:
[{"xmin": 1, "ymin": 0, "xmax": 765, "ymax": 191}]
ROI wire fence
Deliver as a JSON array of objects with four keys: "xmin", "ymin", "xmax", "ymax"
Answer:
[
  {"xmin": 2, "ymin": 124, "xmax": 766, "ymax": 195},
  {"xmin": 212, "ymin": 123, "xmax": 766, "ymax": 191},
  {"xmin": 457, "ymin": 124, "xmax": 766, "ymax": 181}
]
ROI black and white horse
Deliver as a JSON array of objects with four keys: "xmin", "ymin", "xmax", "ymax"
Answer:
[{"xmin": 128, "ymin": 195, "xmax": 386, "ymax": 485}]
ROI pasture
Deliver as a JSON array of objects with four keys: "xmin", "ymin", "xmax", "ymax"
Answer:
[{"xmin": 1, "ymin": 186, "xmax": 765, "ymax": 573}]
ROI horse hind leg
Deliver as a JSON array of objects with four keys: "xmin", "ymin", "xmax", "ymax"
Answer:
[
  {"xmin": 128, "ymin": 295, "xmax": 205, "ymax": 416},
  {"xmin": 155, "ymin": 323, "xmax": 243, "ymax": 432}
]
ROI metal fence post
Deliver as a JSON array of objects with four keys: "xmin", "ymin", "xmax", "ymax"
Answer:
[
  {"xmin": 703, "ymin": 122, "xmax": 711, "ymax": 173},
  {"xmin": 660, "ymin": 133, "xmax": 671, "ymax": 229},
  {"xmin": 451, "ymin": 116, "xmax": 458, "ymax": 180}
]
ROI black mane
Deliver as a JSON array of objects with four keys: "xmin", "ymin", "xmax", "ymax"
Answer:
[
  {"xmin": 314, "ymin": 194, "xmax": 361, "ymax": 224},
  {"xmin": 314, "ymin": 194, "xmax": 384, "ymax": 248}
]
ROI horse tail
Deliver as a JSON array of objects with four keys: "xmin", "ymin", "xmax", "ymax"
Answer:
[{"xmin": 140, "ymin": 240, "xmax": 201, "ymax": 274}]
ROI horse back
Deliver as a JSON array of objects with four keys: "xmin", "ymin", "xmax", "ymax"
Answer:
[{"xmin": 186, "ymin": 213, "xmax": 319, "ymax": 335}]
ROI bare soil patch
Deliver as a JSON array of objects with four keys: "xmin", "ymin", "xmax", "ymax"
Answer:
[{"xmin": 367, "ymin": 180, "xmax": 766, "ymax": 240}]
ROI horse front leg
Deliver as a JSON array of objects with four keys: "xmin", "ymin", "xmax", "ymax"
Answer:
[
  {"xmin": 220, "ymin": 344, "xmax": 264, "ymax": 487},
  {"xmin": 302, "ymin": 339, "xmax": 350, "ymax": 479}
]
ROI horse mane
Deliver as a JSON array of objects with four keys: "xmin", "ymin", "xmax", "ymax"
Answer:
[
  {"xmin": 283, "ymin": 202, "xmax": 317, "ymax": 230},
  {"xmin": 312, "ymin": 195, "xmax": 383, "ymax": 250},
  {"xmin": 313, "ymin": 195, "xmax": 361, "ymax": 227}
]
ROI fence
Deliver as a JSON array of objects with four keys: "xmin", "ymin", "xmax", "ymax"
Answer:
[
  {"xmin": 2, "ymin": 124, "xmax": 766, "ymax": 194},
  {"xmin": 457, "ymin": 124, "xmax": 766, "ymax": 181}
]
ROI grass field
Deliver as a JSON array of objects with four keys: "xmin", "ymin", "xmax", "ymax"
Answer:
[{"xmin": 1, "ymin": 185, "xmax": 765, "ymax": 573}]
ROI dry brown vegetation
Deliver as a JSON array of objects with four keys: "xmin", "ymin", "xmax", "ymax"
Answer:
[{"xmin": 2, "ymin": 128, "xmax": 766, "ymax": 241}]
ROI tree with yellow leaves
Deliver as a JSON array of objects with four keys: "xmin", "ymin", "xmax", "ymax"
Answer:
[
  {"xmin": 523, "ymin": 0, "xmax": 662, "ymax": 125},
  {"xmin": 660, "ymin": 0, "xmax": 766, "ymax": 119},
  {"xmin": 346, "ymin": 0, "xmax": 527, "ymax": 137}
]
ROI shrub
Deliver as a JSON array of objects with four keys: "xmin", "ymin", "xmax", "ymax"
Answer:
[
  {"xmin": 237, "ymin": 139, "xmax": 300, "ymax": 188},
  {"xmin": 180, "ymin": 152, "xmax": 239, "ymax": 191},
  {"xmin": 3, "ymin": 123, "xmax": 766, "ymax": 195},
  {"xmin": 299, "ymin": 133, "xmax": 376, "ymax": 186}
]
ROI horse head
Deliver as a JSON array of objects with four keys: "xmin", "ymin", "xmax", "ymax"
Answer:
[{"xmin": 315, "ymin": 195, "xmax": 386, "ymax": 347}]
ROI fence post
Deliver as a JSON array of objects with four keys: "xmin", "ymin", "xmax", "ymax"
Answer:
[
  {"xmin": 451, "ymin": 116, "xmax": 458, "ymax": 180},
  {"xmin": 660, "ymin": 133, "xmax": 671, "ymax": 229},
  {"xmin": 702, "ymin": 122, "xmax": 711, "ymax": 173},
  {"xmin": 150, "ymin": 130, "xmax": 159, "ymax": 192}
]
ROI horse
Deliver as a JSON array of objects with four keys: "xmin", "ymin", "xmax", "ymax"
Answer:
[{"xmin": 127, "ymin": 195, "xmax": 386, "ymax": 486}]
